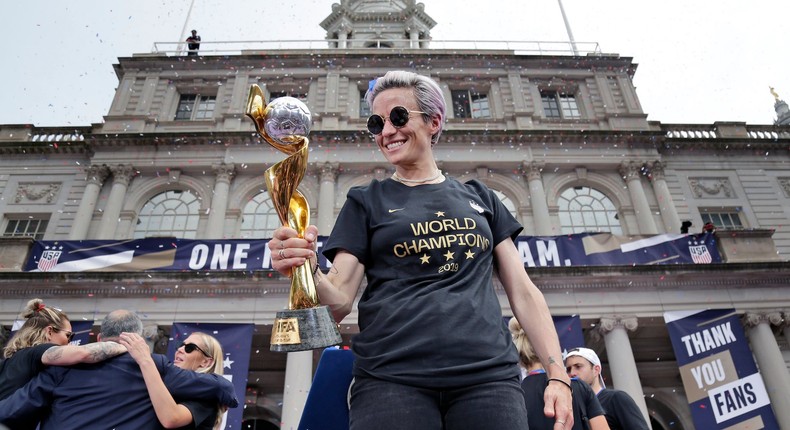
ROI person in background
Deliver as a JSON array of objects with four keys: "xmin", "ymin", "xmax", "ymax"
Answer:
[
  {"xmin": 0, "ymin": 309, "xmax": 238, "ymax": 430},
  {"xmin": 565, "ymin": 347, "xmax": 650, "ymax": 430},
  {"xmin": 186, "ymin": 29, "xmax": 201, "ymax": 56},
  {"xmin": 269, "ymin": 70, "xmax": 573, "ymax": 430},
  {"xmin": 121, "ymin": 331, "xmax": 226, "ymax": 430},
  {"xmin": 0, "ymin": 298, "xmax": 127, "ymax": 399},
  {"xmin": 509, "ymin": 318, "xmax": 609, "ymax": 430}
]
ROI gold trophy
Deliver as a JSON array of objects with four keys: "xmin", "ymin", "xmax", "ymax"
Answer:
[{"xmin": 245, "ymin": 85, "xmax": 342, "ymax": 352}]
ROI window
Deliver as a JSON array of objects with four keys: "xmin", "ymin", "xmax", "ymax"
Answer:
[
  {"xmin": 359, "ymin": 89, "xmax": 371, "ymax": 118},
  {"xmin": 701, "ymin": 211, "xmax": 743, "ymax": 229},
  {"xmin": 3, "ymin": 216, "xmax": 49, "ymax": 240},
  {"xmin": 134, "ymin": 190, "xmax": 200, "ymax": 239},
  {"xmin": 451, "ymin": 90, "xmax": 490, "ymax": 119},
  {"xmin": 240, "ymin": 192, "xmax": 281, "ymax": 239},
  {"xmin": 270, "ymin": 91, "xmax": 308, "ymax": 103},
  {"xmin": 541, "ymin": 91, "xmax": 580, "ymax": 119},
  {"xmin": 492, "ymin": 189, "xmax": 518, "ymax": 219},
  {"xmin": 175, "ymin": 94, "xmax": 216, "ymax": 120},
  {"xmin": 558, "ymin": 186, "xmax": 622, "ymax": 235}
]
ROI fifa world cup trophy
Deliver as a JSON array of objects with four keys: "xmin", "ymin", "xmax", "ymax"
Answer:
[{"xmin": 245, "ymin": 85, "xmax": 341, "ymax": 352}]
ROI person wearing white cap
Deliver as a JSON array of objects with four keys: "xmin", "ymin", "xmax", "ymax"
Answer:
[{"xmin": 565, "ymin": 348, "xmax": 649, "ymax": 430}]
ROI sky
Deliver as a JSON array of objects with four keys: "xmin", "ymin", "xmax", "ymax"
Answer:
[{"xmin": 2, "ymin": 0, "xmax": 788, "ymax": 127}]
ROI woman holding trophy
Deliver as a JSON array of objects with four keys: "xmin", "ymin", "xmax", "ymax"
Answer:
[{"xmin": 269, "ymin": 70, "xmax": 573, "ymax": 430}]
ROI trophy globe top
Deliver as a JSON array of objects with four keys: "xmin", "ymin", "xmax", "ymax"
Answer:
[{"xmin": 264, "ymin": 97, "xmax": 312, "ymax": 146}]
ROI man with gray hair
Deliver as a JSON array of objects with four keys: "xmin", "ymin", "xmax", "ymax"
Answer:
[{"xmin": 0, "ymin": 309, "xmax": 238, "ymax": 429}]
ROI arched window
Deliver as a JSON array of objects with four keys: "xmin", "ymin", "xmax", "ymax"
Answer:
[
  {"xmin": 240, "ymin": 192, "xmax": 280, "ymax": 239},
  {"xmin": 134, "ymin": 190, "xmax": 200, "ymax": 239},
  {"xmin": 491, "ymin": 189, "xmax": 518, "ymax": 219},
  {"xmin": 558, "ymin": 186, "xmax": 622, "ymax": 235}
]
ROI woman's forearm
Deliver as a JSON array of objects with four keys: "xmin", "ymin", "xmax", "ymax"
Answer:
[{"xmin": 41, "ymin": 341, "xmax": 126, "ymax": 366}]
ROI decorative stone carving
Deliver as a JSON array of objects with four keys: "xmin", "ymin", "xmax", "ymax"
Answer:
[
  {"xmin": 212, "ymin": 163, "xmax": 236, "ymax": 184},
  {"xmin": 594, "ymin": 315, "xmax": 639, "ymax": 339},
  {"xmin": 85, "ymin": 164, "xmax": 110, "ymax": 185},
  {"xmin": 688, "ymin": 177, "xmax": 734, "ymax": 198},
  {"xmin": 742, "ymin": 311, "xmax": 783, "ymax": 328},
  {"xmin": 109, "ymin": 164, "xmax": 136, "ymax": 186},
  {"xmin": 778, "ymin": 178, "xmax": 790, "ymax": 197},
  {"xmin": 14, "ymin": 183, "xmax": 62, "ymax": 204},
  {"xmin": 522, "ymin": 161, "xmax": 544, "ymax": 182},
  {"xmin": 618, "ymin": 161, "xmax": 645, "ymax": 182},
  {"xmin": 646, "ymin": 160, "xmax": 666, "ymax": 181},
  {"xmin": 319, "ymin": 162, "xmax": 339, "ymax": 183}
]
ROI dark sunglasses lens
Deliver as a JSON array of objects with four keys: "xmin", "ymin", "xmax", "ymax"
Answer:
[
  {"xmin": 390, "ymin": 106, "xmax": 410, "ymax": 127},
  {"xmin": 367, "ymin": 115, "xmax": 384, "ymax": 134},
  {"xmin": 67, "ymin": 333, "xmax": 74, "ymax": 341},
  {"xmin": 181, "ymin": 343, "xmax": 196, "ymax": 353}
]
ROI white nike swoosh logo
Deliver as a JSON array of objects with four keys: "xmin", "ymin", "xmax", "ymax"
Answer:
[{"xmin": 388, "ymin": 208, "xmax": 404, "ymax": 213}]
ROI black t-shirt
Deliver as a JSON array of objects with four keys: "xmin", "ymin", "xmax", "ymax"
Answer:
[
  {"xmin": 521, "ymin": 372, "xmax": 605, "ymax": 430},
  {"xmin": 324, "ymin": 177, "xmax": 523, "ymax": 388},
  {"xmin": 0, "ymin": 343, "xmax": 56, "ymax": 400},
  {"xmin": 597, "ymin": 388, "xmax": 650, "ymax": 430},
  {"xmin": 174, "ymin": 398, "xmax": 218, "ymax": 430}
]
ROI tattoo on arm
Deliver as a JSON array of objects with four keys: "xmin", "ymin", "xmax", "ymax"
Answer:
[
  {"xmin": 43, "ymin": 346, "xmax": 64, "ymax": 362},
  {"xmin": 84, "ymin": 342, "xmax": 125, "ymax": 362}
]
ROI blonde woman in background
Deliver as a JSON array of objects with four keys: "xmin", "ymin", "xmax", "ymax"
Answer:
[
  {"xmin": 121, "ymin": 331, "xmax": 226, "ymax": 430},
  {"xmin": 509, "ymin": 317, "xmax": 610, "ymax": 430}
]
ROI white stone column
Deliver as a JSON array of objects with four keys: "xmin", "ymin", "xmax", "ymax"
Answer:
[
  {"xmin": 409, "ymin": 29, "xmax": 419, "ymax": 48},
  {"xmin": 97, "ymin": 164, "xmax": 135, "ymax": 240},
  {"xmin": 338, "ymin": 28, "xmax": 348, "ymax": 49},
  {"xmin": 522, "ymin": 161, "xmax": 552, "ymax": 235},
  {"xmin": 647, "ymin": 161, "xmax": 681, "ymax": 234},
  {"xmin": 317, "ymin": 163, "xmax": 339, "ymax": 235},
  {"xmin": 619, "ymin": 161, "xmax": 658, "ymax": 235},
  {"xmin": 280, "ymin": 350, "xmax": 314, "ymax": 430},
  {"xmin": 205, "ymin": 163, "xmax": 235, "ymax": 239},
  {"xmin": 743, "ymin": 312, "xmax": 790, "ymax": 429},
  {"xmin": 596, "ymin": 315, "xmax": 652, "ymax": 429},
  {"xmin": 70, "ymin": 164, "xmax": 109, "ymax": 240}
]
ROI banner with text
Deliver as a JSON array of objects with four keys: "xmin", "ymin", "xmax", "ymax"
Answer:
[
  {"xmin": 664, "ymin": 309, "xmax": 779, "ymax": 429},
  {"xmin": 24, "ymin": 232, "xmax": 719, "ymax": 272},
  {"xmin": 170, "ymin": 322, "xmax": 254, "ymax": 430}
]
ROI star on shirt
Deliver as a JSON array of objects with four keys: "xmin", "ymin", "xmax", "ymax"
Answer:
[
  {"xmin": 420, "ymin": 254, "xmax": 431, "ymax": 264},
  {"xmin": 444, "ymin": 250, "xmax": 455, "ymax": 261},
  {"xmin": 465, "ymin": 250, "xmax": 475, "ymax": 259},
  {"xmin": 435, "ymin": 211, "xmax": 445, "ymax": 217}
]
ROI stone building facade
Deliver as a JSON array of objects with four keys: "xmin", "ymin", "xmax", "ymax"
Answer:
[{"xmin": 1, "ymin": 1, "xmax": 790, "ymax": 429}]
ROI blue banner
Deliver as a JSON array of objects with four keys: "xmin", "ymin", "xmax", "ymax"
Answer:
[
  {"xmin": 24, "ymin": 232, "xmax": 719, "ymax": 272},
  {"xmin": 553, "ymin": 315, "xmax": 585, "ymax": 353},
  {"xmin": 664, "ymin": 309, "xmax": 779, "ymax": 429},
  {"xmin": 170, "ymin": 322, "xmax": 254, "ymax": 430},
  {"xmin": 503, "ymin": 315, "xmax": 584, "ymax": 353},
  {"xmin": 68, "ymin": 320, "xmax": 95, "ymax": 346}
]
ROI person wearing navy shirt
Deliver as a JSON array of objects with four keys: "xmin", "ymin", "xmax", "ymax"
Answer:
[
  {"xmin": 0, "ymin": 309, "xmax": 238, "ymax": 430},
  {"xmin": 565, "ymin": 347, "xmax": 649, "ymax": 430}
]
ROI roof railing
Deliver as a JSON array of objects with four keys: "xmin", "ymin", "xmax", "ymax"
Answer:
[{"xmin": 149, "ymin": 39, "xmax": 603, "ymax": 57}]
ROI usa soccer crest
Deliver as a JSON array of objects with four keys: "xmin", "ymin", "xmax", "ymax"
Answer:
[
  {"xmin": 37, "ymin": 249, "xmax": 62, "ymax": 271},
  {"xmin": 688, "ymin": 244, "xmax": 712, "ymax": 264}
]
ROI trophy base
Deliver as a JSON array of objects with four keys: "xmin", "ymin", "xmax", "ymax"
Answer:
[{"xmin": 270, "ymin": 305, "xmax": 342, "ymax": 352}]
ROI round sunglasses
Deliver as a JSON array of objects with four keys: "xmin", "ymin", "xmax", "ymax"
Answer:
[
  {"xmin": 179, "ymin": 341, "xmax": 211, "ymax": 358},
  {"xmin": 367, "ymin": 106, "xmax": 427, "ymax": 135}
]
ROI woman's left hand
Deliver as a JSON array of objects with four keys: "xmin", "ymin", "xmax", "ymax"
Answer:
[
  {"xmin": 543, "ymin": 378, "xmax": 574, "ymax": 429},
  {"xmin": 119, "ymin": 332, "xmax": 154, "ymax": 366}
]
